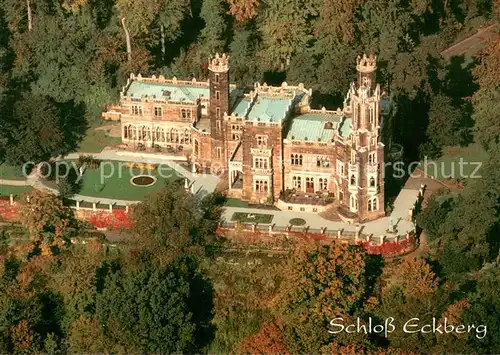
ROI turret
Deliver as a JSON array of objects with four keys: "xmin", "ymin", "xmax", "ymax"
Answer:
[
  {"xmin": 208, "ymin": 53, "xmax": 230, "ymax": 166},
  {"xmin": 356, "ymin": 54, "xmax": 377, "ymax": 90}
]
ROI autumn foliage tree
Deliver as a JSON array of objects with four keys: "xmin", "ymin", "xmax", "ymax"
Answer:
[
  {"xmin": 18, "ymin": 190, "xmax": 77, "ymax": 255},
  {"xmin": 375, "ymin": 258, "xmax": 441, "ymax": 352},
  {"xmin": 236, "ymin": 318, "xmax": 288, "ymax": 354},
  {"xmin": 274, "ymin": 241, "xmax": 377, "ymax": 353},
  {"xmin": 227, "ymin": 0, "xmax": 260, "ymax": 23}
]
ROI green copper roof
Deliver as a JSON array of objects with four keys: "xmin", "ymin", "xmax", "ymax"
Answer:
[
  {"xmin": 127, "ymin": 81, "xmax": 209, "ymax": 101},
  {"xmin": 339, "ymin": 118, "xmax": 352, "ymax": 137},
  {"xmin": 246, "ymin": 96, "xmax": 292, "ymax": 123},
  {"xmin": 286, "ymin": 113, "xmax": 343, "ymax": 142},
  {"xmin": 231, "ymin": 97, "xmax": 253, "ymax": 117}
]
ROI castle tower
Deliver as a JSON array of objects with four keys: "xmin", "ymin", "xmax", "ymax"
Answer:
[
  {"xmin": 347, "ymin": 54, "xmax": 385, "ymax": 221},
  {"xmin": 356, "ymin": 54, "xmax": 376, "ymax": 90},
  {"xmin": 208, "ymin": 53, "xmax": 230, "ymax": 170}
]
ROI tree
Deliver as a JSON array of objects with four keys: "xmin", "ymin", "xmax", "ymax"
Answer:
[
  {"xmin": 65, "ymin": 315, "xmax": 107, "ymax": 353},
  {"xmin": 5, "ymin": 95, "xmax": 65, "ymax": 165},
  {"xmin": 96, "ymin": 257, "xmax": 214, "ymax": 353},
  {"xmin": 227, "ymin": 0, "xmax": 260, "ymax": 23},
  {"xmin": 236, "ymin": 318, "xmax": 288, "ymax": 354},
  {"xmin": 274, "ymin": 242, "xmax": 376, "ymax": 353},
  {"xmin": 258, "ymin": 0, "xmax": 317, "ymax": 71},
  {"xmin": 375, "ymin": 258, "xmax": 441, "ymax": 352},
  {"xmin": 199, "ymin": 0, "xmax": 229, "ymax": 56},
  {"xmin": 462, "ymin": 266, "xmax": 500, "ymax": 353},
  {"xmin": 18, "ymin": 190, "xmax": 77, "ymax": 253},
  {"xmin": 416, "ymin": 193, "xmax": 455, "ymax": 241},
  {"xmin": 229, "ymin": 25, "xmax": 261, "ymax": 87},
  {"xmin": 206, "ymin": 260, "xmax": 279, "ymax": 353},
  {"xmin": 471, "ymin": 35, "xmax": 500, "ymax": 151},
  {"xmin": 57, "ymin": 176, "xmax": 77, "ymax": 201},
  {"xmin": 131, "ymin": 181, "xmax": 223, "ymax": 263},
  {"xmin": 426, "ymin": 93, "xmax": 471, "ymax": 150},
  {"xmin": 315, "ymin": 0, "xmax": 359, "ymax": 45},
  {"xmin": 156, "ymin": 0, "xmax": 191, "ymax": 62}
]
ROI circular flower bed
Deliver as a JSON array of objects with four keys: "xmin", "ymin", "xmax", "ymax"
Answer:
[
  {"xmin": 130, "ymin": 175, "xmax": 157, "ymax": 187},
  {"xmin": 289, "ymin": 218, "xmax": 306, "ymax": 226}
]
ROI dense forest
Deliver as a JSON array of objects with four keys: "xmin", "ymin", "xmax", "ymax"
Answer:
[{"xmin": 0, "ymin": 0, "xmax": 499, "ymax": 353}]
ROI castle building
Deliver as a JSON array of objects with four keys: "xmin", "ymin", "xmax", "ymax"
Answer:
[{"xmin": 103, "ymin": 54, "xmax": 387, "ymax": 221}]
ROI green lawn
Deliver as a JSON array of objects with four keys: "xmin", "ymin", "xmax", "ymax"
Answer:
[
  {"xmin": 224, "ymin": 198, "xmax": 250, "ymax": 208},
  {"xmin": 421, "ymin": 143, "xmax": 487, "ymax": 181},
  {"xmin": 77, "ymin": 120, "xmax": 122, "ymax": 153},
  {"xmin": 75, "ymin": 161, "xmax": 182, "ymax": 200},
  {"xmin": 231, "ymin": 212, "xmax": 274, "ymax": 224},
  {"xmin": 0, "ymin": 165, "xmax": 28, "ymax": 180},
  {"xmin": 0, "ymin": 185, "xmax": 33, "ymax": 196}
]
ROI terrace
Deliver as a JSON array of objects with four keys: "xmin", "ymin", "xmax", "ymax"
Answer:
[{"xmin": 279, "ymin": 189, "xmax": 335, "ymax": 206}]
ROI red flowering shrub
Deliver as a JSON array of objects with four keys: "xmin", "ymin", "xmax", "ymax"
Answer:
[
  {"xmin": 0, "ymin": 201, "xmax": 19, "ymax": 221},
  {"xmin": 87, "ymin": 210, "xmax": 135, "ymax": 230}
]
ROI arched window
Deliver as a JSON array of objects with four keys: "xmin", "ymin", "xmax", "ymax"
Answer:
[
  {"xmin": 369, "ymin": 152, "xmax": 376, "ymax": 164},
  {"xmin": 350, "ymin": 175, "xmax": 356, "ymax": 186},
  {"xmin": 369, "ymin": 105, "xmax": 375, "ymax": 123},
  {"xmin": 350, "ymin": 195, "xmax": 357, "ymax": 210},
  {"xmin": 141, "ymin": 126, "xmax": 147, "ymax": 140},
  {"xmin": 370, "ymin": 177, "xmax": 376, "ymax": 187},
  {"xmin": 194, "ymin": 139, "xmax": 199, "ymax": 155},
  {"xmin": 291, "ymin": 154, "xmax": 303, "ymax": 166},
  {"xmin": 124, "ymin": 125, "xmax": 129, "ymax": 139},
  {"xmin": 368, "ymin": 198, "xmax": 378, "ymax": 211}
]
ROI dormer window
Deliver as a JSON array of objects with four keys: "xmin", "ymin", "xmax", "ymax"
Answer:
[{"xmin": 324, "ymin": 121, "xmax": 333, "ymax": 129}]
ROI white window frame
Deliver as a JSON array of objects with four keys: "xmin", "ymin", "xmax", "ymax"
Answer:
[
  {"xmin": 337, "ymin": 160, "xmax": 345, "ymax": 177},
  {"xmin": 154, "ymin": 106, "xmax": 162, "ymax": 118},
  {"xmin": 253, "ymin": 157, "xmax": 269, "ymax": 169},
  {"xmin": 256, "ymin": 135, "xmax": 268, "ymax": 147},
  {"xmin": 254, "ymin": 179, "xmax": 269, "ymax": 193},
  {"xmin": 131, "ymin": 105, "xmax": 142, "ymax": 116},
  {"xmin": 292, "ymin": 176, "xmax": 302, "ymax": 189}
]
